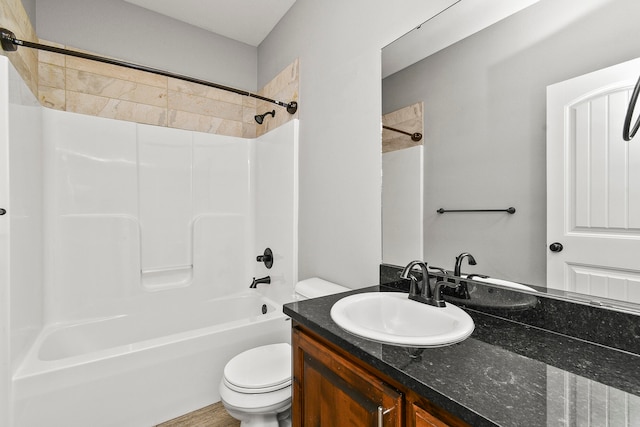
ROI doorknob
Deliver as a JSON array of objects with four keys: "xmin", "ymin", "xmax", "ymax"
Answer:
[{"xmin": 549, "ymin": 242, "xmax": 563, "ymax": 252}]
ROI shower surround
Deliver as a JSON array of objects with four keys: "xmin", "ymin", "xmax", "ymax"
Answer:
[{"xmin": 0, "ymin": 56, "xmax": 299, "ymax": 426}]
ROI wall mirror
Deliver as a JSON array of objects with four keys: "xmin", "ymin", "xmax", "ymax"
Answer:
[
  {"xmin": 381, "ymin": 102, "xmax": 424, "ymax": 266},
  {"xmin": 381, "ymin": 0, "xmax": 640, "ymax": 312}
]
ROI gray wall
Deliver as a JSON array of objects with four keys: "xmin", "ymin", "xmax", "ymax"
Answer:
[
  {"xmin": 20, "ymin": 0, "xmax": 35, "ymax": 27},
  {"xmin": 259, "ymin": 0, "xmax": 460, "ymax": 287},
  {"xmin": 382, "ymin": 0, "xmax": 640, "ymax": 285},
  {"xmin": 35, "ymin": 0, "xmax": 257, "ymax": 90}
]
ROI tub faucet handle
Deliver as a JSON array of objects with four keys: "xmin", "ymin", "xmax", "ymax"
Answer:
[{"xmin": 256, "ymin": 248, "xmax": 273, "ymax": 269}]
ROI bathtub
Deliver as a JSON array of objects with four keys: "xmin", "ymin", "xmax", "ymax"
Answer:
[{"xmin": 12, "ymin": 291, "xmax": 292, "ymax": 427}]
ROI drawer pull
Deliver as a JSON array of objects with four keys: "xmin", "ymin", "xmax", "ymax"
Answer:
[{"xmin": 377, "ymin": 405, "xmax": 394, "ymax": 426}]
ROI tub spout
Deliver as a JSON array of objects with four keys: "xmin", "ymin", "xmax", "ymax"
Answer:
[{"xmin": 250, "ymin": 276, "xmax": 271, "ymax": 288}]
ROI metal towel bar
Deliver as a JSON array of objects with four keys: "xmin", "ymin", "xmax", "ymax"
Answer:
[{"xmin": 437, "ymin": 207, "xmax": 516, "ymax": 214}]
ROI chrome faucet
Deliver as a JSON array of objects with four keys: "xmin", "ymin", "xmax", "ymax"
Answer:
[
  {"xmin": 250, "ymin": 276, "xmax": 271, "ymax": 288},
  {"xmin": 454, "ymin": 252, "xmax": 477, "ymax": 276},
  {"xmin": 400, "ymin": 260, "xmax": 431, "ymax": 304}
]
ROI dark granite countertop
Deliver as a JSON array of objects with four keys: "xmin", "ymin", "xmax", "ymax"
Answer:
[{"xmin": 283, "ymin": 285, "xmax": 640, "ymax": 427}]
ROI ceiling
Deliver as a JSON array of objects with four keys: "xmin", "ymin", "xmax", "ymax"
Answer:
[
  {"xmin": 122, "ymin": 0, "xmax": 538, "ymax": 75},
  {"xmin": 382, "ymin": 0, "xmax": 540, "ymax": 78},
  {"xmin": 123, "ymin": 0, "xmax": 297, "ymax": 47}
]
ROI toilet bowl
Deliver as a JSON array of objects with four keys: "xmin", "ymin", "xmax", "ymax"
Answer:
[
  {"xmin": 219, "ymin": 343, "xmax": 292, "ymax": 427},
  {"xmin": 219, "ymin": 278, "xmax": 349, "ymax": 427}
]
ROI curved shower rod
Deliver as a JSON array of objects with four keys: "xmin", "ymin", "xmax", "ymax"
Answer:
[
  {"xmin": 383, "ymin": 125, "xmax": 422, "ymax": 142},
  {"xmin": 623, "ymin": 73, "xmax": 640, "ymax": 141},
  {"xmin": 0, "ymin": 28, "xmax": 298, "ymax": 114}
]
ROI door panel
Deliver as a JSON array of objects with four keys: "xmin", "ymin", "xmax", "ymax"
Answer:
[
  {"xmin": 547, "ymin": 57, "xmax": 640, "ymax": 303},
  {"xmin": 414, "ymin": 403, "xmax": 452, "ymax": 427},
  {"xmin": 546, "ymin": 366, "xmax": 640, "ymax": 426}
]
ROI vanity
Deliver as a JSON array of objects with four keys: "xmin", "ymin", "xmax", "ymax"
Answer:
[
  {"xmin": 283, "ymin": 266, "xmax": 640, "ymax": 426},
  {"xmin": 330, "ymin": 1, "xmax": 640, "ymax": 424},
  {"xmin": 291, "ymin": 319, "xmax": 465, "ymax": 427}
]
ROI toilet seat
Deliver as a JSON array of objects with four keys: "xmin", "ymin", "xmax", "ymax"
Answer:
[
  {"xmin": 219, "ymin": 381, "xmax": 291, "ymax": 413},
  {"xmin": 223, "ymin": 343, "xmax": 291, "ymax": 394}
]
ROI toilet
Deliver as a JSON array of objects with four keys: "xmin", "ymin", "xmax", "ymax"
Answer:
[{"xmin": 219, "ymin": 278, "xmax": 349, "ymax": 427}]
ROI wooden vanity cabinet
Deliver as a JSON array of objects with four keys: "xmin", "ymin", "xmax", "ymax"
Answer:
[
  {"xmin": 413, "ymin": 404, "xmax": 451, "ymax": 427},
  {"xmin": 408, "ymin": 397, "xmax": 464, "ymax": 427},
  {"xmin": 292, "ymin": 326, "xmax": 402, "ymax": 426},
  {"xmin": 292, "ymin": 324, "xmax": 470, "ymax": 427}
]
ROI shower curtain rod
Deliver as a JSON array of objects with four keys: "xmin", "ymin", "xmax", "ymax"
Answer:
[
  {"xmin": 383, "ymin": 125, "xmax": 422, "ymax": 142},
  {"xmin": 0, "ymin": 28, "xmax": 298, "ymax": 114}
]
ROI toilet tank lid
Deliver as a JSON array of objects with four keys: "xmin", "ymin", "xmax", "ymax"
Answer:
[{"xmin": 295, "ymin": 277, "xmax": 350, "ymax": 299}]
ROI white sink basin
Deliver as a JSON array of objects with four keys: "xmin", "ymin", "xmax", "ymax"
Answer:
[{"xmin": 330, "ymin": 292, "xmax": 474, "ymax": 348}]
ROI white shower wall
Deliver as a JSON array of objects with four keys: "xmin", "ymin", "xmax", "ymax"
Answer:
[
  {"xmin": 44, "ymin": 110, "xmax": 253, "ymax": 322},
  {"xmin": 254, "ymin": 120, "xmax": 299, "ymax": 302},
  {"xmin": 42, "ymin": 109, "xmax": 298, "ymax": 324},
  {"xmin": 8, "ymin": 58, "xmax": 44, "ymax": 369},
  {"xmin": 0, "ymin": 56, "xmax": 44, "ymax": 427},
  {"xmin": 0, "ymin": 56, "xmax": 299, "ymax": 425}
]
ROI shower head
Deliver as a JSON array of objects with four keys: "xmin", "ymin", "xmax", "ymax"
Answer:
[{"xmin": 255, "ymin": 110, "xmax": 275, "ymax": 124}]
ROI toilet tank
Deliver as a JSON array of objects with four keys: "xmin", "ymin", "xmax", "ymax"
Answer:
[{"xmin": 294, "ymin": 278, "xmax": 350, "ymax": 300}]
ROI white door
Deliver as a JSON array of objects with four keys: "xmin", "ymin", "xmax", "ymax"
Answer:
[
  {"xmin": 547, "ymin": 57, "xmax": 640, "ymax": 304},
  {"xmin": 0, "ymin": 57, "xmax": 11, "ymax": 427}
]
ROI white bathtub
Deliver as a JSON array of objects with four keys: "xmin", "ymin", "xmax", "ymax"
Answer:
[{"xmin": 12, "ymin": 292, "xmax": 291, "ymax": 427}]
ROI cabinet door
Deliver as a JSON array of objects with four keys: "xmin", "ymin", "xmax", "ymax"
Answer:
[
  {"xmin": 293, "ymin": 328, "xmax": 402, "ymax": 427},
  {"xmin": 413, "ymin": 403, "xmax": 452, "ymax": 427}
]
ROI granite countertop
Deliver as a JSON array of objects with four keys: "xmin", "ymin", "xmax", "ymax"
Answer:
[{"xmin": 283, "ymin": 285, "xmax": 640, "ymax": 427}]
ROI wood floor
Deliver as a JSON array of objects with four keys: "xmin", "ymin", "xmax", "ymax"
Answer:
[{"xmin": 156, "ymin": 402, "xmax": 240, "ymax": 427}]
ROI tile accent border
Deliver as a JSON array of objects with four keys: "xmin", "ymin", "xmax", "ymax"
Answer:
[
  {"xmin": 2, "ymin": 0, "xmax": 298, "ymax": 138},
  {"xmin": 38, "ymin": 41, "xmax": 299, "ymax": 138}
]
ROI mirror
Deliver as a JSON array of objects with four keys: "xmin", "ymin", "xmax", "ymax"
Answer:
[
  {"xmin": 381, "ymin": 102, "xmax": 424, "ymax": 266},
  {"xmin": 381, "ymin": 0, "xmax": 640, "ymax": 309}
]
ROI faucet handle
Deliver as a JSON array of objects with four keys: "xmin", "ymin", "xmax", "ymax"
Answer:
[
  {"xmin": 433, "ymin": 281, "xmax": 459, "ymax": 307},
  {"xmin": 256, "ymin": 248, "xmax": 273, "ymax": 269},
  {"xmin": 407, "ymin": 275, "xmax": 421, "ymax": 297},
  {"xmin": 428, "ymin": 266, "xmax": 449, "ymax": 280}
]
